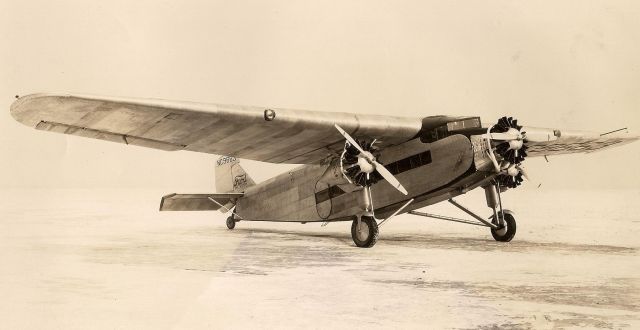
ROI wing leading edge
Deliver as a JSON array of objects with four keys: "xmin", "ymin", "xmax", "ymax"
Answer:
[{"xmin": 11, "ymin": 93, "xmax": 422, "ymax": 164}]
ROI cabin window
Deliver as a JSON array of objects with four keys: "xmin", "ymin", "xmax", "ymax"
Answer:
[
  {"xmin": 396, "ymin": 158, "xmax": 412, "ymax": 173},
  {"xmin": 417, "ymin": 150, "xmax": 432, "ymax": 166},
  {"xmin": 385, "ymin": 150, "xmax": 432, "ymax": 175},
  {"xmin": 314, "ymin": 151, "xmax": 432, "ymax": 205}
]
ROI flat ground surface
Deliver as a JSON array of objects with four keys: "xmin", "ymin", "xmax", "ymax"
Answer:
[{"xmin": 1, "ymin": 189, "xmax": 638, "ymax": 329}]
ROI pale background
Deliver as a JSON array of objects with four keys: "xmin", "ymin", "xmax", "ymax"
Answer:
[
  {"xmin": 1, "ymin": 0, "xmax": 639, "ymax": 190},
  {"xmin": 2, "ymin": 2, "xmax": 640, "ymax": 329}
]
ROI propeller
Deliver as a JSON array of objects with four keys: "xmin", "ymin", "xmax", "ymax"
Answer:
[
  {"xmin": 486, "ymin": 117, "xmax": 532, "ymax": 189},
  {"xmin": 342, "ymin": 138, "xmax": 383, "ymax": 186},
  {"xmin": 490, "ymin": 116, "xmax": 528, "ymax": 164},
  {"xmin": 335, "ymin": 124, "xmax": 408, "ymax": 195},
  {"xmin": 496, "ymin": 163, "xmax": 529, "ymax": 189}
]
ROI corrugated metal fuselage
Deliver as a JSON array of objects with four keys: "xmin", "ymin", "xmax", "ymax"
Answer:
[{"xmin": 235, "ymin": 134, "xmax": 478, "ymax": 222}]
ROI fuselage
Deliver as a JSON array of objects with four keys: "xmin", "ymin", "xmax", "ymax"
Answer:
[{"xmin": 235, "ymin": 134, "xmax": 492, "ymax": 222}]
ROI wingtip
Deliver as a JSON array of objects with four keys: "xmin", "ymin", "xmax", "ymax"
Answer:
[
  {"xmin": 10, "ymin": 93, "xmax": 45, "ymax": 127},
  {"xmin": 10, "ymin": 94, "xmax": 30, "ymax": 124},
  {"xmin": 10, "ymin": 93, "xmax": 74, "ymax": 127}
]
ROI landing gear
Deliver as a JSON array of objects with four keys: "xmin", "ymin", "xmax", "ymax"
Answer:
[
  {"xmin": 484, "ymin": 184, "xmax": 517, "ymax": 242},
  {"xmin": 406, "ymin": 183, "xmax": 518, "ymax": 242},
  {"xmin": 351, "ymin": 216, "xmax": 379, "ymax": 248},
  {"xmin": 226, "ymin": 215, "xmax": 236, "ymax": 230},
  {"xmin": 490, "ymin": 210, "xmax": 516, "ymax": 242}
]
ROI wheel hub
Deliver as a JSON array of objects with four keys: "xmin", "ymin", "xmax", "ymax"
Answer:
[
  {"xmin": 494, "ymin": 225, "xmax": 507, "ymax": 236},
  {"xmin": 356, "ymin": 221, "xmax": 370, "ymax": 241}
]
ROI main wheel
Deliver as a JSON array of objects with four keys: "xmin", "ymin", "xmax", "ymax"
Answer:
[
  {"xmin": 351, "ymin": 216, "xmax": 379, "ymax": 248},
  {"xmin": 226, "ymin": 216, "xmax": 236, "ymax": 230},
  {"xmin": 490, "ymin": 210, "xmax": 516, "ymax": 242}
]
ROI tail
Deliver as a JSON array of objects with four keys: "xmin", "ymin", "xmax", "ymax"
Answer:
[{"xmin": 215, "ymin": 156, "xmax": 256, "ymax": 193}]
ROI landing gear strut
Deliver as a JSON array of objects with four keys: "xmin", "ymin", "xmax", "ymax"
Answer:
[
  {"xmin": 406, "ymin": 183, "xmax": 517, "ymax": 242},
  {"xmin": 351, "ymin": 187, "xmax": 379, "ymax": 248},
  {"xmin": 485, "ymin": 184, "xmax": 517, "ymax": 242},
  {"xmin": 349, "ymin": 185, "xmax": 413, "ymax": 248}
]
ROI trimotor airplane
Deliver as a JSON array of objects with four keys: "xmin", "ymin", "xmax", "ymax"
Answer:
[{"xmin": 11, "ymin": 93, "xmax": 639, "ymax": 247}]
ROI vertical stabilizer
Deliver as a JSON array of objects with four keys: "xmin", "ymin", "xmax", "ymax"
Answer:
[{"xmin": 215, "ymin": 156, "xmax": 256, "ymax": 193}]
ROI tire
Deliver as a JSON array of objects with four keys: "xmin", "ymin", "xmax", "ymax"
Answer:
[
  {"xmin": 351, "ymin": 216, "xmax": 379, "ymax": 248},
  {"xmin": 491, "ymin": 210, "xmax": 516, "ymax": 242},
  {"xmin": 226, "ymin": 216, "xmax": 236, "ymax": 230}
]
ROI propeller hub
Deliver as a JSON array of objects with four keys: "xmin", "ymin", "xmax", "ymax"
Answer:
[
  {"xmin": 506, "ymin": 165, "xmax": 520, "ymax": 177},
  {"xmin": 357, "ymin": 154, "xmax": 376, "ymax": 174},
  {"xmin": 506, "ymin": 128, "xmax": 524, "ymax": 150},
  {"xmin": 508, "ymin": 139, "xmax": 524, "ymax": 150}
]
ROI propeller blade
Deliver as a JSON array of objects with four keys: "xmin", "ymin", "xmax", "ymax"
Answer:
[
  {"xmin": 374, "ymin": 160, "xmax": 409, "ymax": 195},
  {"xmin": 489, "ymin": 132, "xmax": 520, "ymax": 141},
  {"xmin": 335, "ymin": 123, "xmax": 407, "ymax": 195},
  {"xmin": 334, "ymin": 124, "xmax": 366, "ymax": 155}
]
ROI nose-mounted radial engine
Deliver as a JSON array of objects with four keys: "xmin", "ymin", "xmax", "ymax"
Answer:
[{"xmin": 487, "ymin": 116, "xmax": 530, "ymax": 188}]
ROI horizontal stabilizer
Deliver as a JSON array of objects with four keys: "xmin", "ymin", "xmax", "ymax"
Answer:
[{"xmin": 159, "ymin": 193, "xmax": 243, "ymax": 211}]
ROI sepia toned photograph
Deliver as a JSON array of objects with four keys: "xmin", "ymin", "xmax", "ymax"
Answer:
[{"xmin": 2, "ymin": 1, "xmax": 639, "ymax": 329}]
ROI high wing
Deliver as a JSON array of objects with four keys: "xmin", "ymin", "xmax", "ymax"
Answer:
[
  {"xmin": 11, "ymin": 93, "xmax": 637, "ymax": 163},
  {"xmin": 521, "ymin": 126, "xmax": 639, "ymax": 157},
  {"xmin": 10, "ymin": 93, "xmax": 422, "ymax": 164}
]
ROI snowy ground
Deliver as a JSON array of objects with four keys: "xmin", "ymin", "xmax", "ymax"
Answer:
[{"xmin": 0, "ymin": 188, "xmax": 638, "ymax": 329}]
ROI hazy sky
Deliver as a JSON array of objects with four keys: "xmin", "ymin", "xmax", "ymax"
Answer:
[{"xmin": 1, "ymin": 0, "xmax": 639, "ymax": 190}]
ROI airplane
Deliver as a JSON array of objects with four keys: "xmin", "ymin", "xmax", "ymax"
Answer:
[{"xmin": 10, "ymin": 93, "xmax": 639, "ymax": 247}]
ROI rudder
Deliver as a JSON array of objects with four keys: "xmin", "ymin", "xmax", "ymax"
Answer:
[{"xmin": 215, "ymin": 156, "xmax": 255, "ymax": 193}]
